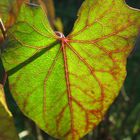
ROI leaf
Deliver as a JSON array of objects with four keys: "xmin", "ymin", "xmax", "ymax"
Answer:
[
  {"xmin": 0, "ymin": 105, "xmax": 19, "ymax": 140},
  {"xmin": 0, "ymin": 86, "xmax": 19, "ymax": 140},
  {"xmin": 0, "ymin": 0, "xmax": 26, "ymax": 27},
  {"xmin": 0, "ymin": 84, "xmax": 12, "ymax": 116},
  {"xmin": 38, "ymin": 0, "xmax": 55, "ymax": 28},
  {"xmin": 54, "ymin": 17, "xmax": 64, "ymax": 32},
  {"xmin": 0, "ymin": 0, "xmax": 12, "ymax": 42},
  {"xmin": 0, "ymin": 0, "xmax": 13, "ymax": 26},
  {"xmin": 0, "ymin": 0, "xmax": 26, "ymax": 42},
  {"xmin": 1, "ymin": 1, "xmax": 140, "ymax": 140}
]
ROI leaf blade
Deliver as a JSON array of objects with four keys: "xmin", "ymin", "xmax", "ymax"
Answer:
[{"xmin": 1, "ymin": 0, "xmax": 140, "ymax": 140}]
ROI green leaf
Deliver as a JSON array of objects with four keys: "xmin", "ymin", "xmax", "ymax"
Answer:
[
  {"xmin": 38, "ymin": 0, "xmax": 55, "ymax": 27},
  {"xmin": 0, "ymin": 85, "xmax": 19, "ymax": 140},
  {"xmin": 0, "ymin": 0, "xmax": 22, "ymax": 26},
  {"xmin": 1, "ymin": 1, "xmax": 140, "ymax": 139},
  {"xmin": 0, "ymin": 0, "xmax": 26, "ymax": 42},
  {"xmin": 0, "ymin": 0, "xmax": 12, "ymax": 24}
]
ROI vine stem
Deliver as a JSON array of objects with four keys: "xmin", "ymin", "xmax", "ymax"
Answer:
[
  {"xmin": 0, "ymin": 19, "xmax": 7, "ymax": 86},
  {"xmin": 0, "ymin": 18, "xmax": 6, "ymax": 40}
]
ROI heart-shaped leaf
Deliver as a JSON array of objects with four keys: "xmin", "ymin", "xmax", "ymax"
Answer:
[{"xmin": 1, "ymin": 0, "xmax": 140, "ymax": 139}]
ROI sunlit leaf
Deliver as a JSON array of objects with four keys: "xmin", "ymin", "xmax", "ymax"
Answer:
[{"xmin": 1, "ymin": 0, "xmax": 140, "ymax": 139}]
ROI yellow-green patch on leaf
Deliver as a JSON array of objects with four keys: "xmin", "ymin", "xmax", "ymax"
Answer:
[{"xmin": 1, "ymin": 0, "xmax": 140, "ymax": 140}]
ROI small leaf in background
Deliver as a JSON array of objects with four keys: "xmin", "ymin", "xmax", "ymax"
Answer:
[
  {"xmin": 1, "ymin": 0, "xmax": 140, "ymax": 140},
  {"xmin": 54, "ymin": 17, "xmax": 64, "ymax": 32},
  {"xmin": 0, "ymin": 0, "xmax": 27, "ymax": 27},
  {"xmin": 38, "ymin": 0, "xmax": 55, "ymax": 28},
  {"xmin": 0, "ymin": 0, "xmax": 13, "ymax": 27},
  {"xmin": 0, "ymin": 0, "xmax": 28, "ymax": 42},
  {"xmin": 0, "ymin": 84, "xmax": 12, "ymax": 116},
  {"xmin": 0, "ymin": 92, "xmax": 19, "ymax": 140}
]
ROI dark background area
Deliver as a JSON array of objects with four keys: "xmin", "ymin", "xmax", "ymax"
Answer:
[
  {"xmin": 53, "ymin": 0, "xmax": 140, "ymax": 35},
  {"xmin": 1, "ymin": 0, "xmax": 140, "ymax": 140}
]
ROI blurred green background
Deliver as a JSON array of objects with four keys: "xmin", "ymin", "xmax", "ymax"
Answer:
[{"xmin": 0, "ymin": 0, "xmax": 140, "ymax": 140}]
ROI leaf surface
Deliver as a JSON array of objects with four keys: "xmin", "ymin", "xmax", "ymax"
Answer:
[
  {"xmin": 0, "ymin": 0, "xmax": 25, "ymax": 27},
  {"xmin": 1, "ymin": 1, "xmax": 140, "ymax": 140},
  {"xmin": 0, "ymin": 0, "xmax": 27, "ymax": 42},
  {"xmin": 38, "ymin": 0, "xmax": 55, "ymax": 27}
]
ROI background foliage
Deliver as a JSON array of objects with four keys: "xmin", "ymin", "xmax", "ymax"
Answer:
[{"xmin": 0, "ymin": 0, "xmax": 140, "ymax": 140}]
